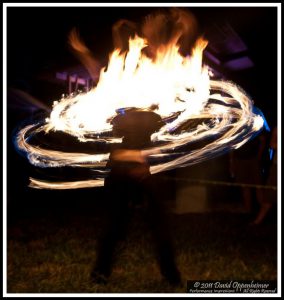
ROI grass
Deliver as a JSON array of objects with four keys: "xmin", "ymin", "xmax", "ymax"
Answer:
[{"xmin": 6, "ymin": 188, "xmax": 277, "ymax": 294}]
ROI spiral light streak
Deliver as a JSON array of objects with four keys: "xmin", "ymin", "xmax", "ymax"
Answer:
[
  {"xmin": 14, "ymin": 13, "xmax": 264, "ymax": 189},
  {"xmin": 16, "ymin": 79, "xmax": 264, "ymax": 189},
  {"xmin": 29, "ymin": 178, "xmax": 104, "ymax": 189},
  {"xmin": 16, "ymin": 124, "xmax": 109, "ymax": 168}
]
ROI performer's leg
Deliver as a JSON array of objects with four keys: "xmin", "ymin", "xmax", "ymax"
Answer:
[
  {"xmin": 144, "ymin": 176, "xmax": 181, "ymax": 285},
  {"xmin": 91, "ymin": 179, "xmax": 130, "ymax": 282}
]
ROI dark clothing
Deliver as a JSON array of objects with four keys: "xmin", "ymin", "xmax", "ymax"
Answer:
[
  {"xmin": 94, "ymin": 164, "xmax": 179, "ymax": 282},
  {"xmin": 93, "ymin": 109, "xmax": 180, "ymax": 284}
]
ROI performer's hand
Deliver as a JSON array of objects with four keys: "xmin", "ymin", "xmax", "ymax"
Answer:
[
  {"xmin": 112, "ymin": 149, "xmax": 146, "ymax": 164},
  {"xmin": 111, "ymin": 149, "xmax": 150, "ymax": 179}
]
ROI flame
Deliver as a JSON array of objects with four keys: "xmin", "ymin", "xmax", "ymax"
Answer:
[
  {"xmin": 45, "ymin": 35, "xmax": 210, "ymax": 140},
  {"xmin": 14, "ymin": 9, "xmax": 265, "ymax": 189}
]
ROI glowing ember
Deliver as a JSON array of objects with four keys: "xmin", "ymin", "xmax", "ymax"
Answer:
[{"xmin": 15, "ymin": 9, "xmax": 264, "ymax": 189}]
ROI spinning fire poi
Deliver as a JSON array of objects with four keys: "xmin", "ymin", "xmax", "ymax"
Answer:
[{"xmin": 15, "ymin": 8, "xmax": 265, "ymax": 189}]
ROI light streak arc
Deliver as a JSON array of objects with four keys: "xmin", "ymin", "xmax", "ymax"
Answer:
[{"xmin": 15, "ymin": 80, "xmax": 264, "ymax": 189}]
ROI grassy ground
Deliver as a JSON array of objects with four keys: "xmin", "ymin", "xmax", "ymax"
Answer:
[{"xmin": 6, "ymin": 192, "xmax": 277, "ymax": 294}]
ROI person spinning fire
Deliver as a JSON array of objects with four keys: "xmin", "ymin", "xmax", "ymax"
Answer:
[{"xmin": 91, "ymin": 108, "xmax": 181, "ymax": 285}]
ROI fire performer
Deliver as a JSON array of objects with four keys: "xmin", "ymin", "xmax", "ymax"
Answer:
[{"xmin": 91, "ymin": 108, "xmax": 181, "ymax": 285}]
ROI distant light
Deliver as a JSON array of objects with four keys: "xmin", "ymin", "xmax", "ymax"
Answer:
[
  {"xmin": 269, "ymin": 148, "xmax": 274, "ymax": 161},
  {"xmin": 224, "ymin": 56, "xmax": 254, "ymax": 71},
  {"xmin": 56, "ymin": 72, "xmax": 87, "ymax": 85},
  {"xmin": 204, "ymin": 50, "xmax": 221, "ymax": 65}
]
